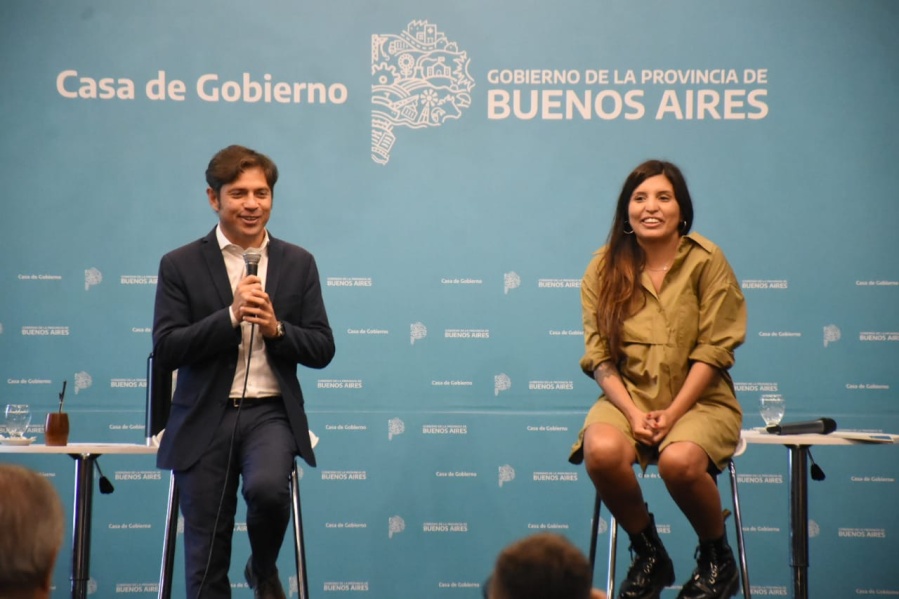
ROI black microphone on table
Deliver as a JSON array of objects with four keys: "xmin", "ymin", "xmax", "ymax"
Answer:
[
  {"xmin": 243, "ymin": 248, "xmax": 263, "ymax": 276},
  {"xmin": 766, "ymin": 417, "xmax": 837, "ymax": 436},
  {"xmin": 766, "ymin": 418, "xmax": 837, "ymax": 481}
]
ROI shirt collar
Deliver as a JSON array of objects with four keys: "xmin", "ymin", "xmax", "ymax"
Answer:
[
  {"xmin": 215, "ymin": 224, "xmax": 270, "ymax": 253},
  {"xmin": 680, "ymin": 231, "xmax": 714, "ymax": 254}
]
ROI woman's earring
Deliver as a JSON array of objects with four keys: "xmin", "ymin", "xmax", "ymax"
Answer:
[
  {"xmin": 680, "ymin": 219, "xmax": 688, "ymax": 232},
  {"xmin": 623, "ymin": 221, "xmax": 634, "ymax": 234}
]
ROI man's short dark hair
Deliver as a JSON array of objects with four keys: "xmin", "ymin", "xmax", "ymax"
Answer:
[
  {"xmin": 205, "ymin": 145, "xmax": 279, "ymax": 195},
  {"xmin": 489, "ymin": 533, "xmax": 593, "ymax": 599}
]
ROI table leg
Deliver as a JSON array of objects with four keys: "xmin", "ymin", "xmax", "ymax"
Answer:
[
  {"xmin": 70, "ymin": 454, "xmax": 96, "ymax": 599},
  {"xmin": 787, "ymin": 446, "xmax": 809, "ymax": 599}
]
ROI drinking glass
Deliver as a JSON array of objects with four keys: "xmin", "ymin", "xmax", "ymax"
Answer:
[
  {"xmin": 4, "ymin": 404, "xmax": 32, "ymax": 438},
  {"xmin": 759, "ymin": 394, "xmax": 785, "ymax": 427}
]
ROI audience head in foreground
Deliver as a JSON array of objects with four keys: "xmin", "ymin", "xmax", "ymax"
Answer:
[
  {"xmin": 486, "ymin": 532, "xmax": 606, "ymax": 599},
  {"xmin": 0, "ymin": 464, "xmax": 64, "ymax": 599}
]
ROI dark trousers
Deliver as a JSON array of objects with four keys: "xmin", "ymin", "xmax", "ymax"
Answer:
[{"xmin": 176, "ymin": 401, "xmax": 296, "ymax": 599}]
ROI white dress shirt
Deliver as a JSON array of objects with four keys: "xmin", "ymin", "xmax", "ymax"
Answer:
[{"xmin": 216, "ymin": 225, "xmax": 281, "ymax": 399}]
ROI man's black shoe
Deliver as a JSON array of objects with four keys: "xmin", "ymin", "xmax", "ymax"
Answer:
[{"xmin": 244, "ymin": 556, "xmax": 287, "ymax": 599}]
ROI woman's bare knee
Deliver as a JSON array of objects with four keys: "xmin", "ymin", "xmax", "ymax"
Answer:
[
  {"xmin": 657, "ymin": 442, "xmax": 708, "ymax": 483},
  {"xmin": 583, "ymin": 425, "xmax": 634, "ymax": 476}
]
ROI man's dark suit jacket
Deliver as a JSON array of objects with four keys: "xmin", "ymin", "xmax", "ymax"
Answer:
[{"xmin": 152, "ymin": 228, "xmax": 335, "ymax": 471}]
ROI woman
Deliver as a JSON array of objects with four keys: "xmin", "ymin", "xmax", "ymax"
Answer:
[{"xmin": 570, "ymin": 160, "xmax": 746, "ymax": 599}]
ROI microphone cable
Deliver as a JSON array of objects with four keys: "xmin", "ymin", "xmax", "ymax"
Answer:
[{"xmin": 196, "ymin": 256, "xmax": 261, "ymax": 598}]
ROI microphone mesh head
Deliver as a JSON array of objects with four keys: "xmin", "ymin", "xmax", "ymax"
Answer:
[{"xmin": 243, "ymin": 248, "xmax": 263, "ymax": 267}]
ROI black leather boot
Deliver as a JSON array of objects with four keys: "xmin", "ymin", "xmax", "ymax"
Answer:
[
  {"xmin": 618, "ymin": 513, "xmax": 675, "ymax": 599},
  {"xmin": 676, "ymin": 533, "xmax": 739, "ymax": 599}
]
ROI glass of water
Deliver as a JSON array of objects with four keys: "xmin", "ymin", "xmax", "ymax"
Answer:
[
  {"xmin": 759, "ymin": 394, "xmax": 785, "ymax": 427},
  {"xmin": 4, "ymin": 404, "xmax": 32, "ymax": 438}
]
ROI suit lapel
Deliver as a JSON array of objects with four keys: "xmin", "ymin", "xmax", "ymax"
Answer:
[
  {"xmin": 200, "ymin": 228, "xmax": 234, "ymax": 308},
  {"xmin": 266, "ymin": 236, "xmax": 283, "ymax": 299}
]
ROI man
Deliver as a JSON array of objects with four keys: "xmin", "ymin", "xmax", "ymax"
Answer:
[
  {"xmin": 486, "ymin": 533, "xmax": 607, "ymax": 599},
  {"xmin": 0, "ymin": 464, "xmax": 65, "ymax": 599},
  {"xmin": 153, "ymin": 145, "xmax": 335, "ymax": 598}
]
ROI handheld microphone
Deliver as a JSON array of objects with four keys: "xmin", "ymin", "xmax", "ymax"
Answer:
[
  {"xmin": 767, "ymin": 418, "xmax": 837, "ymax": 435},
  {"xmin": 243, "ymin": 248, "xmax": 263, "ymax": 276}
]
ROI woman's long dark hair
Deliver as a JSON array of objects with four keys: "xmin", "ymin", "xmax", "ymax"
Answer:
[{"xmin": 594, "ymin": 160, "xmax": 694, "ymax": 366}]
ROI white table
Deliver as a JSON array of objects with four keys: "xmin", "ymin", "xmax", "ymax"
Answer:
[
  {"xmin": 739, "ymin": 430, "xmax": 898, "ymax": 599},
  {"xmin": 0, "ymin": 442, "xmax": 158, "ymax": 599}
]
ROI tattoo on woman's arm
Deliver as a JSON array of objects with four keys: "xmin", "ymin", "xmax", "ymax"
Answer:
[{"xmin": 594, "ymin": 362, "xmax": 619, "ymax": 384}]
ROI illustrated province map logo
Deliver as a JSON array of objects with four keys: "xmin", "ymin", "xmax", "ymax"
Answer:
[{"xmin": 371, "ymin": 20, "xmax": 475, "ymax": 165}]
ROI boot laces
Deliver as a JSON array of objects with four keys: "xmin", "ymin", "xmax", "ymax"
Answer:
[
  {"xmin": 627, "ymin": 542, "xmax": 660, "ymax": 577},
  {"xmin": 691, "ymin": 543, "xmax": 727, "ymax": 584}
]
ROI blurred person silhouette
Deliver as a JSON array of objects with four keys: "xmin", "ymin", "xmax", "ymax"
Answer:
[
  {"xmin": 0, "ymin": 463, "xmax": 64, "ymax": 599},
  {"xmin": 485, "ymin": 532, "xmax": 607, "ymax": 599},
  {"xmin": 569, "ymin": 160, "xmax": 747, "ymax": 599}
]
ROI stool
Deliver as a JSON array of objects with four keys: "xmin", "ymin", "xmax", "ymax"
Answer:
[
  {"xmin": 148, "ymin": 353, "xmax": 308, "ymax": 599},
  {"xmin": 588, "ymin": 459, "xmax": 750, "ymax": 599},
  {"xmin": 157, "ymin": 461, "xmax": 308, "ymax": 599}
]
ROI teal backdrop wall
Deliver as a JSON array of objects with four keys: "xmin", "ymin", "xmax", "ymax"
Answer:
[{"xmin": 1, "ymin": 1, "xmax": 898, "ymax": 597}]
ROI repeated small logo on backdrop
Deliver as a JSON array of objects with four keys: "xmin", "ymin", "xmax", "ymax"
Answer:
[
  {"xmin": 113, "ymin": 470, "xmax": 162, "ymax": 482},
  {"xmin": 110, "ymin": 378, "xmax": 146, "ymax": 389},
  {"xmin": 444, "ymin": 328, "xmax": 489, "ymax": 339},
  {"xmin": 741, "ymin": 279, "xmax": 788, "ymax": 290},
  {"xmin": 527, "ymin": 380, "xmax": 574, "ymax": 391},
  {"xmin": 115, "ymin": 582, "xmax": 158, "ymax": 593},
  {"xmin": 838, "ymin": 526, "xmax": 886, "ymax": 539},
  {"xmin": 321, "ymin": 470, "xmax": 368, "ymax": 481},
  {"xmin": 741, "ymin": 524, "xmax": 781, "ymax": 534},
  {"xmin": 423, "ymin": 521, "xmax": 468, "ymax": 533},
  {"xmin": 21, "ymin": 326, "xmax": 69, "ymax": 336},
  {"xmin": 823, "ymin": 324, "xmax": 841, "ymax": 347},
  {"xmin": 326, "ymin": 277, "xmax": 373, "ymax": 287},
  {"xmin": 528, "ymin": 521, "xmax": 571, "ymax": 532},
  {"xmin": 85, "ymin": 267, "xmax": 102, "ymax": 290},
  {"xmin": 504, "ymin": 271, "xmax": 521, "ymax": 294},
  {"xmin": 734, "ymin": 381, "xmax": 779, "ymax": 393},
  {"xmin": 757, "ymin": 330, "xmax": 801, "ymax": 339},
  {"xmin": 532, "ymin": 471, "xmax": 578, "ymax": 482},
  {"xmin": 537, "ymin": 278, "xmax": 580, "ymax": 289},
  {"xmin": 441, "ymin": 277, "xmax": 482, "ymax": 286},
  {"xmin": 435, "ymin": 470, "xmax": 477, "ymax": 479},
  {"xmin": 736, "ymin": 472, "xmax": 784, "ymax": 485},
  {"xmin": 323, "ymin": 423, "xmax": 368, "ymax": 432},
  {"xmin": 108, "ymin": 520, "xmax": 153, "ymax": 530},
  {"xmin": 498, "ymin": 464, "xmax": 515, "ymax": 487},
  {"xmin": 317, "ymin": 379, "xmax": 364, "ymax": 390},
  {"xmin": 388, "ymin": 515, "xmax": 405, "ymax": 539},
  {"xmin": 494, "ymin": 373, "xmax": 511, "ymax": 396},
  {"xmin": 421, "ymin": 424, "xmax": 467, "ymax": 435},
  {"xmin": 325, "ymin": 521, "xmax": 368, "ymax": 531},
  {"xmin": 410, "ymin": 322, "xmax": 428, "ymax": 345},
  {"xmin": 371, "ymin": 20, "xmax": 476, "ymax": 165},
  {"xmin": 859, "ymin": 331, "xmax": 899, "ymax": 342},
  {"xmin": 752, "ymin": 586, "xmax": 788, "ymax": 596},
  {"xmin": 323, "ymin": 581, "xmax": 369, "ymax": 592},
  {"xmin": 74, "ymin": 371, "xmax": 93, "ymax": 394},
  {"xmin": 388, "ymin": 418, "xmax": 405, "ymax": 440},
  {"xmin": 120, "ymin": 274, "xmax": 157, "ymax": 285}
]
